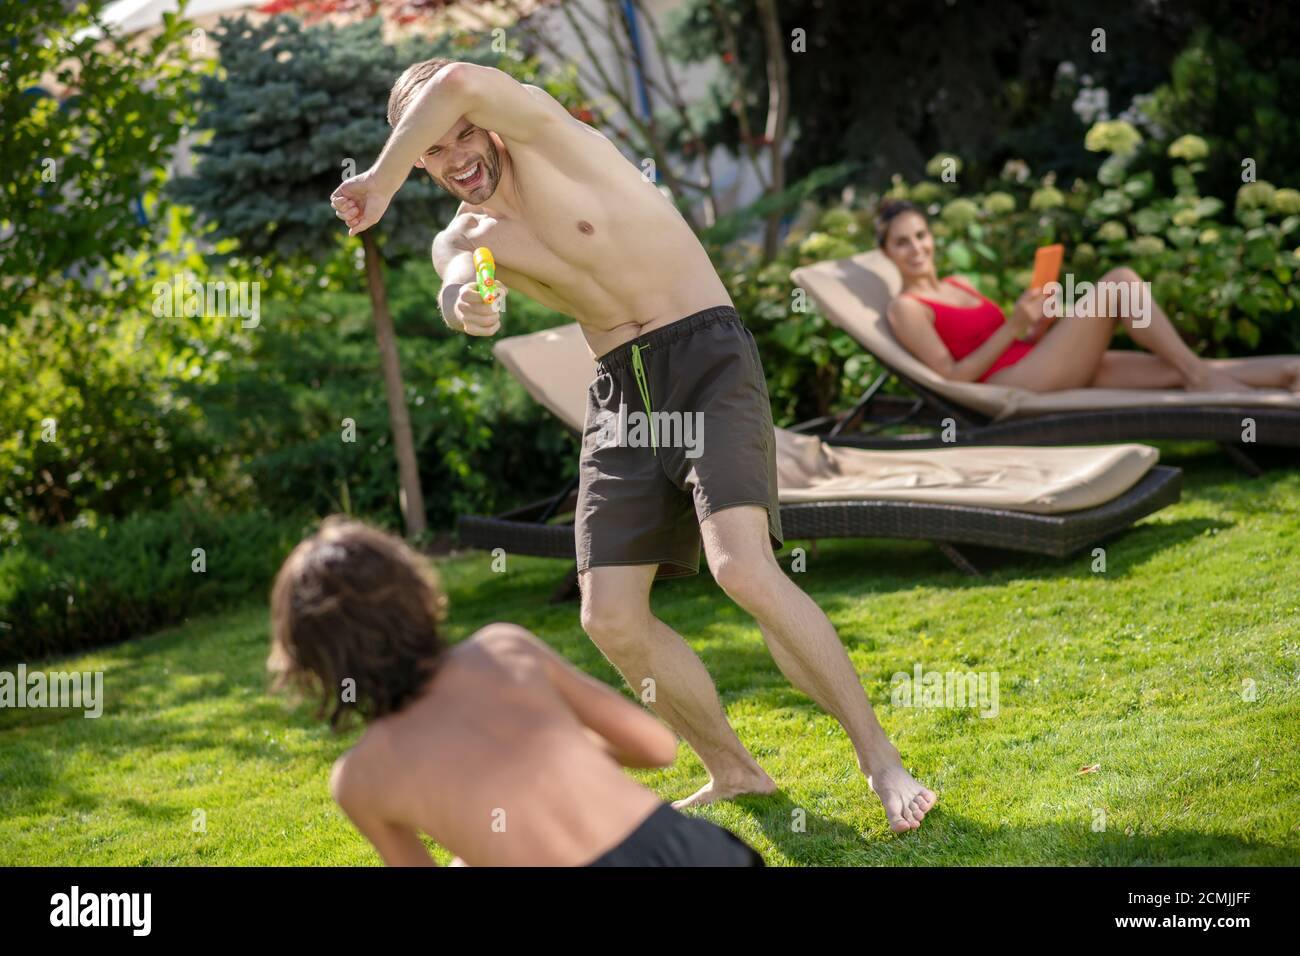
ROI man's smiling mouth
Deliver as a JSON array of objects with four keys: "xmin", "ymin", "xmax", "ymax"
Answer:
[{"xmin": 450, "ymin": 161, "xmax": 482, "ymax": 188}]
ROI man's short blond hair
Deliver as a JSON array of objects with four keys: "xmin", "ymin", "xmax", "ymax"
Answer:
[{"xmin": 387, "ymin": 57, "xmax": 454, "ymax": 128}]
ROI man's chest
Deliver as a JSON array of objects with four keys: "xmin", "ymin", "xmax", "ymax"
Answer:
[
  {"xmin": 456, "ymin": 207, "xmax": 617, "ymax": 314},
  {"xmin": 461, "ymin": 211, "xmax": 602, "ymax": 276}
]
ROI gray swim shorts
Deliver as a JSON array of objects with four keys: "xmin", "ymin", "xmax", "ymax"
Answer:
[{"xmin": 575, "ymin": 306, "xmax": 783, "ymax": 579}]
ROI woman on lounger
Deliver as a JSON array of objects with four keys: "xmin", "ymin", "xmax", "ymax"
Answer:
[{"xmin": 877, "ymin": 199, "xmax": 1300, "ymax": 393}]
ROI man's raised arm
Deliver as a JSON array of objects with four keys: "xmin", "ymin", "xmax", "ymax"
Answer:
[
  {"xmin": 373, "ymin": 63, "xmax": 561, "ymax": 197},
  {"xmin": 330, "ymin": 63, "xmax": 564, "ymax": 236}
]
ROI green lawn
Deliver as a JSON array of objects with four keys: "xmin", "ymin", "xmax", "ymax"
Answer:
[{"xmin": 2, "ymin": 444, "xmax": 1298, "ymax": 866}]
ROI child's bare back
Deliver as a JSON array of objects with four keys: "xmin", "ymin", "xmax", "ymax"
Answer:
[
  {"xmin": 269, "ymin": 517, "xmax": 762, "ymax": 867},
  {"xmin": 331, "ymin": 623, "xmax": 668, "ymax": 866}
]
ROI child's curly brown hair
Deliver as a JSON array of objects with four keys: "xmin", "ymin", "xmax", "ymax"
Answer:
[{"xmin": 269, "ymin": 516, "xmax": 449, "ymax": 730}]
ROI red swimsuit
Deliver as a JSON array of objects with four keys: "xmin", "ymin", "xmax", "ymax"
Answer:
[{"xmin": 905, "ymin": 277, "xmax": 1034, "ymax": 383}]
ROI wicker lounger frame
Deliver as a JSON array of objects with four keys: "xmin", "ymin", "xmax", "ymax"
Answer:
[
  {"xmin": 457, "ymin": 465, "xmax": 1182, "ymax": 578},
  {"xmin": 793, "ymin": 360, "xmax": 1299, "ymax": 475}
]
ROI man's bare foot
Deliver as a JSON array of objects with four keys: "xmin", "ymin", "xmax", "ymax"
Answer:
[
  {"xmin": 868, "ymin": 761, "xmax": 937, "ymax": 833},
  {"xmin": 1186, "ymin": 366, "xmax": 1252, "ymax": 393},
  {"xmin": 672, "ymin": 770, "xmax": 777, "ymax": 809}
]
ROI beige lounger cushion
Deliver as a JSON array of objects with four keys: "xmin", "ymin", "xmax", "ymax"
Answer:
[
  {"xmin": 494, "ymin": 323, "xmax": 1158, "ymax": 515},
  {"xmin": 495, "ymin": 322, "xmax": 594, "ymax": 432},
  {"xmin": 774, "ymin": 429, "xmax": 1156, "ymax": 514},
  {"xmin": 791, "ymin": 250, "xmax": 1300, "ymax": 421}
]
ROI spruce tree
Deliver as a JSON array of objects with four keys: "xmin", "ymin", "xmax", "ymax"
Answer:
[{"xmin": 171, "ymin": 14, "xmax": 461, "ymax": 537}]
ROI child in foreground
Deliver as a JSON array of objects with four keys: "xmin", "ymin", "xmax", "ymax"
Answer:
[{"xmin": 268, "ymin": 517, "xmax": 764, "ymax": 867}]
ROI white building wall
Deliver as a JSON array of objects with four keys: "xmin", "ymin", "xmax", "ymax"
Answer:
[{"xmin": 524, "ymin": 0, "xmax": 766, "ymax": 223}]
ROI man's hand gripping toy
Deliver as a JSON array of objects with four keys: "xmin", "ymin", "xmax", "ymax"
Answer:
[{"xmin": 474, "ymin": 247, "xmax": 499, "ymax": 306}]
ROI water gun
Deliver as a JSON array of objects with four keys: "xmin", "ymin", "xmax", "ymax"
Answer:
[{"xmin": 473, "ymin": 247, "xmax": 498, "ymax": 305}]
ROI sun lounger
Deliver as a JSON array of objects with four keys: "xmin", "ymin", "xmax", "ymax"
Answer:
[{"xmin": 455, "ymin": 323, "xmax": 1181, "ymax": 577}]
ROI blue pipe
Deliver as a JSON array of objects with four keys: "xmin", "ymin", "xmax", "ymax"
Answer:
[{"xmin": 620, "ymin": 0, "xmax": 653, "ymax": 122}]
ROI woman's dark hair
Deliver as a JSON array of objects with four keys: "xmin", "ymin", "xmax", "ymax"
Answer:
[
  {"xmin": 874, "ymin": 198, "xmax": 926, "ymax": 248},
  {"xmin": 269, "ymin": 516, "xmax": 449, "ymax": 730}
]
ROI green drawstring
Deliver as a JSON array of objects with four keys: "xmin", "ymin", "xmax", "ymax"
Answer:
[{"xmin": 631, "ymin": 344, "xmax": 657, "ymax": 455}]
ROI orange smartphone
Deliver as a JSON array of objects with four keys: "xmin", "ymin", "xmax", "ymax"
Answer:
[{"xmin": 1030, "ymin": 243, "xmax": 1064, "ymax": 291}]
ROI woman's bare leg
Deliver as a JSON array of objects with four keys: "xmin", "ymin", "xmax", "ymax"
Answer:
[
  {"xmin": 1087, "ymin": 351, "xmax": 1185, "ymax": 389},
  {"xmin": 1206, "ymin": 356, "xmax": 1300, "ymax": 392},
  {"xmin": 991, "ymin": 266, "xmax": 1257, "ymax": 392},
  {"xmin": 1088, "ymin": 270, "xmax": 1299, "ymax": 390},
  {"xmin": 986, "ymin": 300, "xmax": 1116, "ymax": 391},
  {"xmin": 1095, "ymin": 267, "xmax": 1245, "ymax": 391},
  {"xmin": 1089, "ymin": 352, "xmax": 1300, "ymax": 390}
]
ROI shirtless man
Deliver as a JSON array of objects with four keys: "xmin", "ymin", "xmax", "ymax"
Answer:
[
  {"xmin": 269, "ymin": 517, "xmax": 763, "ymax": 866},
  {"xmin": 329, "ymin": 59, "xmax": 935, "ymax": 832}
]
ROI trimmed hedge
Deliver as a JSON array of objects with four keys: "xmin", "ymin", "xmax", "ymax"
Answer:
[{"xmin": 0, "ymin": 505, "xmax": 315, "ymax": 662}]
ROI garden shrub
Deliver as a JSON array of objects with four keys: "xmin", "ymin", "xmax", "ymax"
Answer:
[{"xmin": 0, "ymin": 504, "xmax": 315, "ymax": 661}]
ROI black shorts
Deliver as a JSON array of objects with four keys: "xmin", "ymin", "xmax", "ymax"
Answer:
[
  {"xmin": 575, "ymin": 306, "xmax": 783, "ymax": 579},
  {"xmin": 586, "ymin": 802, "xmax": 765, "ymax": 867}
]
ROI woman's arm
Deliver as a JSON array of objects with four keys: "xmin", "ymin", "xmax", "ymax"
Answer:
[{"xmin": 887, "ymin": 292, "xmax": 1041, "ymax": 383}]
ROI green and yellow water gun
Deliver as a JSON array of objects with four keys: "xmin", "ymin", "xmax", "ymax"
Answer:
[{"xmin": 473, "ymin": 247, "xmax": 498, "ymax": 305}]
